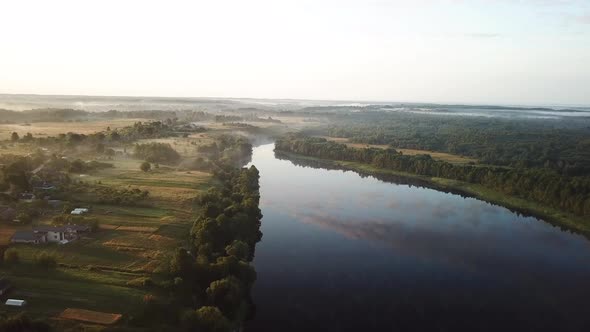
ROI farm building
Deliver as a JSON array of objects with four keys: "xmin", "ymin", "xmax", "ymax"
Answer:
[
  {"xmin": 71, "ymin": 208, "xmax": 89, "ymax": 215},
  {"xmin": 5, "ymin": 299, "xmax": 26, "ymax": 307},
  {"xmin": 33, "ymin": 225, "xmax": 91, "ymax": 242},
  {"xmin": 10, "ymin": 230, "xmax": 46, "ymax": 244},
  {"xmin": 11, "ymin": 225, "xmax": 91, "ymax": 244}
]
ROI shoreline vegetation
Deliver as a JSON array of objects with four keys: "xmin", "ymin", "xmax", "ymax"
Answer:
[{"xmin": 274, "ymin": 138, "xmax": 590, "ymax": 237}]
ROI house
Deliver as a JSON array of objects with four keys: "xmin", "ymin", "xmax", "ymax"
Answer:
[
  {"xmin": 33, "ymin": 225, "xmax": 91, "ymax": 243},
  {"xmin": 5, "ymin": 299, "xmax": 26, "ymax": 307},
  {"xmin": 10, "ymin": 225, "xmax": 90, "ymax": 244},
  {"xmin": 19, "ymin": 193, "xmax": 35, "ymax": 201},
  {"xmin": 0, "ymin": 278, "xmax": 11, "ymax": 296},
  {"xmin": 11, "ymin": 231, "xmax": 46, "ymax": 244}
]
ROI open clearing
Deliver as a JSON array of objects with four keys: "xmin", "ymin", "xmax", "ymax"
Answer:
[{"xmin": 320, "ymin": 136, "xmax": 477, "ymax": 164}]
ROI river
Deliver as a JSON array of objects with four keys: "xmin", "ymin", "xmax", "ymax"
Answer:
[{"xmin": 245, "ymin": 143, "xmax": 590, "ymax": 332}]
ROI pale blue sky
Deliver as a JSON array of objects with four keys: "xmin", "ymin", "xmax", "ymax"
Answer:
[{"xmin": 0, "ymin": 0, "xmax": 589, "ymax": 105}]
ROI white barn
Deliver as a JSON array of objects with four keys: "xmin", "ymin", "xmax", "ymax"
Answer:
[{"xmin": 5, "ymin": 299, "xmax": 26, "ymax": 307}]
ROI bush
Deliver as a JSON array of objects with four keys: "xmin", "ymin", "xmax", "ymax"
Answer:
[
  {"xmin": 127, "ymin": 277, "xmax": 154, "ymax": 288},
  {"xmin": 15, "ymin": 212, "xmax": 32, "ymax": 224},
  {"xmin": 3, "ymin": 248, "xmax": 19, "ymax": 265},
  {"xmin": 140, "ymin": 161, "xmax": 151, "ymax": 172},
  {"xmin": 180, "ymin": 306, "xmax": 232, "ymax": 332},
  {"xmin": 35, "ymin": 252, "xmax": 57, "ymax": 269}
]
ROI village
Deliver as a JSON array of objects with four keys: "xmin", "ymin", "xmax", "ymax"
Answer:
[{"xmin": 0, "ymin": 118, "xmax": 222, "ymax": 329}]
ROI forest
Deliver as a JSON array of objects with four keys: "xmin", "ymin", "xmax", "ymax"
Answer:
[{"xmin": 302, "ymin": 111, "xmax": 590, "ymax": 176}]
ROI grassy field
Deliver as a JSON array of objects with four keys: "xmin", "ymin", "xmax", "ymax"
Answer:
[
  {"xmin": 0, "ymin": 119, "xmax": 149, "ymax": 140},
  {"xmin": 319, "ymin": 136, "xmax": 477, "ymax": 164},
  {"xmin": 1, "ymin": 264, "xmax": 147, "ymax": 319},
  {"xmin": 0, "ymin": 125, "xmax": 219, "ymax": 327}
]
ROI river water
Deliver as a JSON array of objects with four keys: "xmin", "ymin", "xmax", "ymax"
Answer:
[{"xmin": 245, "ymin": 143, "xmax": 590, "ymax": 332}]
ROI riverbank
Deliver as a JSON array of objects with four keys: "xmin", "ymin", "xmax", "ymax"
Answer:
[{"xmin": 276, "ymin": 150, "xmax": 590, "ymax": 237}]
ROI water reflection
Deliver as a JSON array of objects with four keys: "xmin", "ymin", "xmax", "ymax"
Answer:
[{"xmin": 246, "ymin": 144, "xmax": 590, "ymax": 332}]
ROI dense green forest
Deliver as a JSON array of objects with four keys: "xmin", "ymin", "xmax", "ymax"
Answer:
[
  {"xmin": 303, "ymin": 111, "xmax": 590, "ymax": 175},
  {"xmin": 276, "ymin": 134, "xmax": 590, "ymax": 218}
]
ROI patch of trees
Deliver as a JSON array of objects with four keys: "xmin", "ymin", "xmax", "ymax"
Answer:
[
  {"xmin": 0, "ymin": 108, "xmax": 86, "ymax": 123},
  {"xmin": 67, "ymin": 159, "xmax": 113, "ymax": 173},
  {"xmin": 8, "ymin": 121, "xmax": 179, "ymax": 150},
  {"xmin": 159, "ymin": 165, "xmax": 262, "ymax": 331},
  {"xmin": 134, "ymin": 142, "xmax": 181, "ymax": 164},
  {"xmin": 194, "ymin": 135, "xmax": 252, "ymax": 170},
  {"xmin": 215, "ymin": 115, "xmax": 243, "ymax": 123},
  {"xmin": 0, "ymin": 313, "xmax": 51, "ymax": 332},
  {"xmin": 276, "ymin": 134, "xmax": 590, "ymax": 217},
  {"xmin": 0, "ymin": 154, "xmax": 45, "ymax": 192},
  {"xmin": 67, "ymin": 183, "xmax": 149, "ymax": 206},
  {"xmin": 94, "ymin": 187, "xmax": 149, "ymax": 206}
]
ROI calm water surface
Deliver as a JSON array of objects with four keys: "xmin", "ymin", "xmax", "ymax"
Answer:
[{"xmin": 245, "ymin": 143, "xmax": 590, "ymax": 332}]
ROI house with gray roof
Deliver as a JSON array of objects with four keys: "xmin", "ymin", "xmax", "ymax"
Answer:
[
  {"xmin": 11, "ymin": 225, "xmax": 91, "ymax": 244},
  {"xmin": 11, "ymin": 231, "xmax": 46, "ymax": 244}
]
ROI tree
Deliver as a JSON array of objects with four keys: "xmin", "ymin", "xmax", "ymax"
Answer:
[
  {"xmin": 206, "ymin": 276, "xmax": 243, "ymax": 318},
  {"xmin": 170, "ymin": 248, "xmax": 194, "ymax": 279},
  {"xmin": 10, "ymin": 132, "xmax": 19, "ymax": 142},
  {"xmin": 140, "ymin": 161, "xmax": 151, "ymax": 172},
  {"xmin": 4, "ymin": 248, "xmax": 19, "ymax": 265},
  {"xmin": 225, "ymin": 240, "xmax": 250, "ymax": 261},
  {"xmin": 62, "ymin": 202, "xmax": 73, "ymax": 214},
  {"xmin": 96, "ymin": 143, "xmax": 105, "ymax": 154},
  {"xmin": 180, "ymin": 306, "xmax": 232, "ymax": 332},
  {"xmin": 105, "ymin": 148, "xmax": 116, "ymax": 157},
  {"xmin": 15, "ymin": 212, "xmax": 32, "ymax": 224},
  {"xmin": 69, "ymin": 159, "xmax": 86, "ymax": 173},
  {"xmin": 22, "ymin": 133, "xmax": 33, "ymax": 142},
  {"xmin": 134, "ymin": 142, "xmax": 181, "ymax": 164}
]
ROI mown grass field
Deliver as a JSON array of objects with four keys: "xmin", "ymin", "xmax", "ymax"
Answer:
[{"xmin": 319, "ymin": 136, "xmax": 477, "ymax": 164}]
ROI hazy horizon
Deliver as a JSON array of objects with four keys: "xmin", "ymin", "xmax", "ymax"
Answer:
[
  {"xmin": 1, "ymin": 92, "xmax": 590, "ymax": 109},
  {"xmin": 1, "ymin": 0, "xmax": 590, "ymax": 105}
]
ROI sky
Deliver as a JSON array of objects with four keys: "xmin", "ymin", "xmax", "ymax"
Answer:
[{"xmin": 1, "ymin": 0, "xmax": 589, "ymax": 105}]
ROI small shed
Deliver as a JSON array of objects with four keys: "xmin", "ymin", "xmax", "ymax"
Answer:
[{"xmin": 5, "ymin": 299, "xmax": 26, "ymax": 307}]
